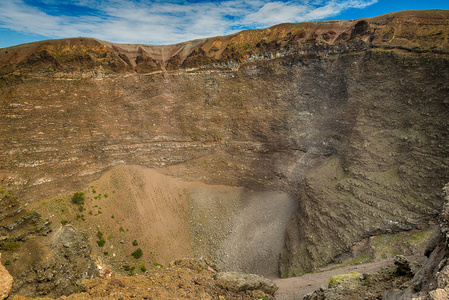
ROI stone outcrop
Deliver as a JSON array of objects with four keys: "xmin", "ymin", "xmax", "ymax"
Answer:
[
  {"xmin": 0, "ymin": 9, "xmax": 449, "ymax": 280},
  {"xmin": 385, "ymin": 183, "xmax": 449, "ymax": 299},
  {"xmin": 216, "ymin": 271, "xmax": 279, "ymax": 295},
  {"xmin": 0, "ymin": 190, "xmax": 51, "ymax": 244},
  {"xmin": 7, "ymin": 225, "xmax": 97, "ymax": 298},
  {"xmin": 0, "ymin": 253, "xmax": 13, "ymax": 300}
]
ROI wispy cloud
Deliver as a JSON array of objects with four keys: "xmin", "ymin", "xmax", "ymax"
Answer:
[{"xmin": 0, "ymin": 0, "xmax": 378, "ymax": 45}]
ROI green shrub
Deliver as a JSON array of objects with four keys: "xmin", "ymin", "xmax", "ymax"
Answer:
[
  {"xmin": 132, "ymin": 248, "xmax": 143, "ymax": 259},
  {"xmin": 103, "ymin": 252, "xmax": 109, "ymax": 256},
  {"xmin": 138, "ymin": 264, "xmax": 146, "ymax": 272},
  {"xmin": 4, "ymin": 259, "xmax": 11, "ymax": 265},
  {"xmin": 132, "ymin": 240, "xmax": 138, "ymax": 246},
  {"xmin": 96, "ymin": 231, "xmax": 106, "ymax": 247},
  {"xmin": 119, "ymin": 227, "xmax": 124, "ymax": 232},
  {"xmin": 97, "ymin": 238, "xmax": 106, "ymax": 247},
  {"xmin": 61, "ymin": 220, "xmax": 69, "ymax": 225},
  {"xmin": 123, "ymin": 265, "xmax": 134, "ymax": 272},
  {"xmin": 153, "ymin": 262, "xmax": 163, "ymax": 268},
  {"xmin": 71, "ymin": 192, "xmax": 85, "ymax": 205},
  {"xmin": 76, "ymin": 214, "xmax": 85, "ymax": 221}
]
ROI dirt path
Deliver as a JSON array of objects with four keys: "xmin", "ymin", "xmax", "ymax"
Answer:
[{"xmin": 273, "ymin": 256, "xmax": 426, "ymax": 300}]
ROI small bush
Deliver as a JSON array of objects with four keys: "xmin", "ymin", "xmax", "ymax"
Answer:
[
  {"xmin": 61, "ymin": 220, "xmax": 69, "ymax": 225},
  {"xmin": 153, "ymin": 262, "xmax": 163, "ymax": 268},
  {"xmin": 132, "ymin": 248, "xmax": 143, "ymax": 259},
  {"xmin": 132, "ymin": 240, "xmax": 138, "ymax": 246},
  {"xmin": 4, "ymin": 259, "xmax": 11, "ymax": 265},
  {"xmin": 119, "ymin": 227, "xmax": 124, "ymax": 232},
  {"xmin": 97, "ymin": 238, "xmax": 106, "ymax": 247},
  {"xmin": 76, "ymin": 214, "xmax": 85, "ymax": 221},
  {"xmin": 123, "ymin": 265, "xmax": 135, "ymax": 272},
  {"xmin": 71, "ymin": 192, "xmax": 85, "ymax": 205},
  {"xmin": 103, "ymin": 252, "xmax": 109, "ymax": 256},
  {"xmin": 138, "ymin": 263, "xmax": 146, "ymax": 272},
  {"xmin": 96, "ymin": 231, "xmax": 106, "ymax": 247}
]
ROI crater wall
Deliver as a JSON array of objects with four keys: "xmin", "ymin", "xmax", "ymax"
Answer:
[{"xmin": 1, "ymin": 10, "xmax": 449, "ymax": 277}]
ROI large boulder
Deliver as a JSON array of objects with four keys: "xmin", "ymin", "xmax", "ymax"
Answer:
[
  {"xmin": 215, "ymin": 271, "xmax": 278, "ymax": 295},
  {"xmin": 0, "ymin": 253, "xmax": 13, "ymax": 300}
]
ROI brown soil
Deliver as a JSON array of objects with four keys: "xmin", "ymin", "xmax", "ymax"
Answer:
[{"xmin": 31, "ymin": 165, "xmax": 295, "ymax": 277}]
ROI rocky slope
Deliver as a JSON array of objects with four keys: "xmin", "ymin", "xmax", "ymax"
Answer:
[
  {"xmin": 1, "ymin": 9, "xmax": 449, "ymax": 285},
  {"xmin": 385, "ymin": 183, "xmax": 449, "ymax": 299},
  {"xmin": 10, "ymin": 259, "xmax": 278, "ymax": 300}
]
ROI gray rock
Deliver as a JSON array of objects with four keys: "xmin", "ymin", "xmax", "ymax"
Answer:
[
  {"xmin": 215, "ymin": 271, "xmax": 278, "ymax": 295},
  {"xmin": 394, "ymin": 255, "xmax": 413, "ymax": 276}
]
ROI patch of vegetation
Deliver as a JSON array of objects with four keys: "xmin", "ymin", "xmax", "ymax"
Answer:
[
  {"xmin": 370, "ymin": 228, "xmax": 434, "ymax": 260},
  {"xmin": 71, "ymin": 192, "xmax": 85, "ymax": 205},
  {"xmin": 123, "ymin": 265, "xmax": 134, "ymax": 272},
  {"xmin": 335, "ymin": 254, "xmax": 372, "ymax": 269},
  {"xmin": 132, "ymin": 240, "xmax": 138, "ymax": 246},
  {"xmin": 4, "ymin": 259, "xmax": 11, "ymax": 265},
  {"xmin": 1, "ymin": 239, "xmax": 21, "ymax": 252},
  {"xmin": 111, "ymin": 215, "xmax": 115, "ymax": 219},
  {"xmin": 119, "ymin": 227, "xmax": 125, "ymax": 232},
  {"xmin": 138, "ymin": 263, "xmax": 146, "ymax": 272},
  {"xmin": 328, "ymin": 272, "xmax": 363, "ymax": 288},
  {"xmin": 61, "ymin": 219, "xmax": 69, "ymax": 225},
  {"xmin": 123, "ymin": 265, "xmax": 135, "ymax": 276},
  {"xmin": 153, "ymin": 262, "xmax": 163, "ymax": 268},
  {"xmin": 76, "ymin": 214, "xmax": 85, "ymax": 221},
  {"xmin": 103, "ymin": 252, "xmax": 109, "ymax": 256},
  {"xmin": 132, "ymin": 248, "xmax": 143, "ymax": 259},
  {"xmin": 104, "ymin": 194, "xmax": 108, "ymax": 198},
  {"xmin": 97, "ymin": 231, "xmax": 106, "ymax": 247}
]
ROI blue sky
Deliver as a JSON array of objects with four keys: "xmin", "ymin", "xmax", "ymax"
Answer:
[{"xmin": 0, "ymin": 0, "xmax": 448, "ymax": 48}]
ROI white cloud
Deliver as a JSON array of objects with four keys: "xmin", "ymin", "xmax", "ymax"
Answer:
[{"xmin": 0, "ymin": 0, "xmax": 378, "ymax": 45}]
